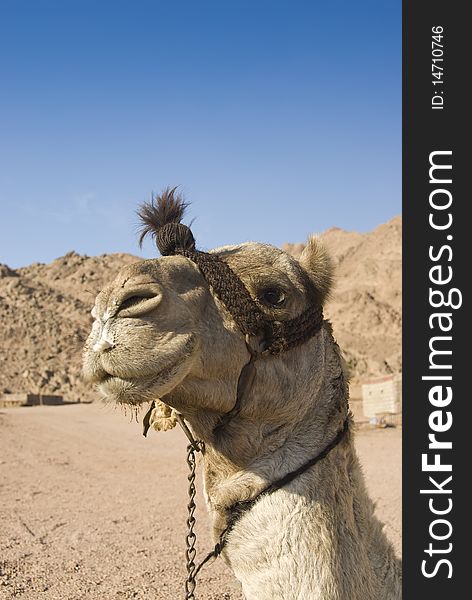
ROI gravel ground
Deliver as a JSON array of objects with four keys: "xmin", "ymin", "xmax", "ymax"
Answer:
[{"xmin": 0, "ymin": 404, "xmax": 401, "ymax": 599}]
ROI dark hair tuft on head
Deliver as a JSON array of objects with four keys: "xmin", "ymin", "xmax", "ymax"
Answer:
[{"xmin": 137, "ymin": 187, "xmax": 189, "ymax": 248}]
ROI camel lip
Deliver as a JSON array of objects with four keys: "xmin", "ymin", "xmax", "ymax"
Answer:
[
  {"xmin": 96, "ymin": 374, "xmax": 157, "ymax": 406},
  {"xmin": 96, "ymin": 354, "xmax": 184, "ymax": 389},
  {"xmin": 99, "ymin": 373, "xmax": 133, "ymax": 385},
  {"xmin": 96, "ymin": 355, "xmax": 190, "ymax": 405},
  {"xmin": 97, "ymin": 372, "xmax": 153, "ymax": 391},
  {"xmin": 95, "ymin": 371, "xmax": 113, "ymax": 384},
  {"xmin": 89, "ymin": 334, "xmax": 197, "ymax": 404},
  {"xmin": 93, "ymin": 360, "xmax": 168, "ymax": 387}
]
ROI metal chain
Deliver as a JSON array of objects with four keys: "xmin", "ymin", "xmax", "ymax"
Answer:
[{"xmin": 184, "ymin": 440, "xmax": 204, "ymax": 600}]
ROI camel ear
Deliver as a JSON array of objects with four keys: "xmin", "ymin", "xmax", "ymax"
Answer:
[{"xmin": 298, "ymin": 235, "xmax": 334, "ymax": 304}]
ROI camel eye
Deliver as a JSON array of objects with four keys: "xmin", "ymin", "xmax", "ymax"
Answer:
[{"xmin": 261, "ymin": 288, "xmax": 286, "ymax": 307}]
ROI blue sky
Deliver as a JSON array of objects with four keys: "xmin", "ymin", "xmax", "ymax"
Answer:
[{"xmin": 0, "ymin": 1, "xmax": 400, "ymax": 268}]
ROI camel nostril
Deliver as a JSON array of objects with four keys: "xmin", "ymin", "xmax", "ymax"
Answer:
[
  {"xmin": 119, "ymin": 295, "xmax": 153, "ymax": 311},
  {"xmin": 115, "ymin": 286, "xmax": 163, "ymax": 318}
]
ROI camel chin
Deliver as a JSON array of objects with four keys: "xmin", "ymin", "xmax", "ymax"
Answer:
[
  {"xmin": 95, "ymin": 353, "xmax": 194, "ymax": 406},
  {"xmin": 97, "ymin": 375, "xmax": 161, "ymax": 406}
]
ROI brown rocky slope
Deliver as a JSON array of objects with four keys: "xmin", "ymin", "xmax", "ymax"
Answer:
[{"xmin": 0, "ymin": 217, "xmax": 401, "ymax": 400}]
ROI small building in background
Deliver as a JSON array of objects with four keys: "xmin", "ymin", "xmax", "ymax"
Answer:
[
  {"xmin": 361, "ymin": 374, "xmax": 402, "ymax": 425},
  {"xmin": 0, "ymin": 393, "xmax": 66, "ymax": 408}
]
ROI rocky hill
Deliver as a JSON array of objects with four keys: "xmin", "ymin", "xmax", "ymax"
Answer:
[
  {"xmin": 0, "ymin": 217, "xmax": 401, "ymax": 401},
  {"xmin": 0, "ymin": 253, "xmax": 138, "ymax": 401}
]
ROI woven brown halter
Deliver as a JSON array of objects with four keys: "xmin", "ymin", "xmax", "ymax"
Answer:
[
  {"xmin": 139, "ymin": 188, "xmax": 336, "ymax": 599},
  {"xmin": 138, "ymin": 189, "xmax": 324, "ymax": 359}
]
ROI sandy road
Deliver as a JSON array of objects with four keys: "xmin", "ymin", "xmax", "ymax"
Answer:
[{"xmin": 0, "ymin": 404, "xmax": 401, "ymax": 599}]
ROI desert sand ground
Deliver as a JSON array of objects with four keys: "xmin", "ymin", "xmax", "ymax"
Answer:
[{"xmin": 0, "ymin": 403, "xmax": 401, "ymax": 599}]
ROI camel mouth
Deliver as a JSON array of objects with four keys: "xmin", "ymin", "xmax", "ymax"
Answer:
[
  {"xmin": 95, "ymin": 346, "xmax": 196, "ymax": 406},
  {"xmin": 82, "ymin": 330, "xmax": 198, "ymax": 405},
  {"xmin": 97, "ymin": 371, "xmax": 171, "ymax": 405},
  {"xmin": 97, "ymin": 374, "xmax": 151, "ymax": 404}
]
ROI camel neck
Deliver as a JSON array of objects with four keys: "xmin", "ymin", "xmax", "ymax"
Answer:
[
  {"xmin": 206, "ymin": 416, "xmax": 350, "ymax": 554},
  {"xmin": 198, "ymin": 362, "xmax": 350, "ymax": 512},
  {"xmin": 210, "ymin": 432, "xmax": 401, "ymax": 600}
]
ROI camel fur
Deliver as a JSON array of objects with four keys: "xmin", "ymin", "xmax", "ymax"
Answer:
[{"xmin": 83, "ymin": 222, "xmax": 401, "ymax": 599}]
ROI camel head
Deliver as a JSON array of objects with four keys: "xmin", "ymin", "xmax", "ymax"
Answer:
[{"xmin": 82, "ymin": 189, "xmax": 335, "ymax": 431}]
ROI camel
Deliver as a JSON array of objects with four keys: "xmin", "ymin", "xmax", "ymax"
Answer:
[{"xmin": 82, "ymin": 189, "xmax": 401, "ymax": 599}]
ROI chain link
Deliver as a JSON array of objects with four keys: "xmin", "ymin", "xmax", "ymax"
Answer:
[{"xmin": 184, "ymin": 440, "xmax": 204, "ymax": 600}]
